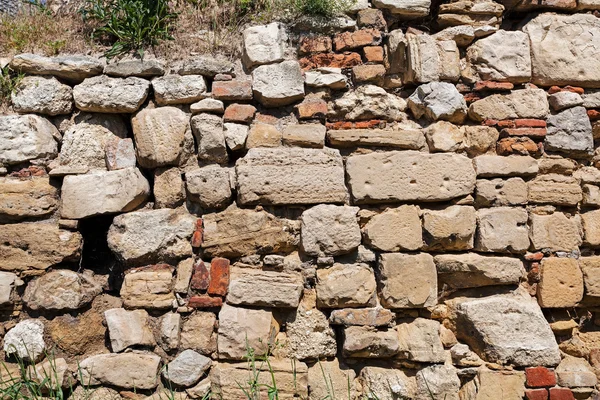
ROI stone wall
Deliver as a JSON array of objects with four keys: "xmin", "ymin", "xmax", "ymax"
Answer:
[{"xmin": 3, "ymin": 2, "xmax": 600, "ymax": 399}]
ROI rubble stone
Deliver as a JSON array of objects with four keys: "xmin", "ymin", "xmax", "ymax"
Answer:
[
  {"xmin": 300, "ymin": 205, "xmax": 361, "ymax": 257},
  {"xmin": 378, "ymin": 253, "xmax": 437, "ymax": 308}
]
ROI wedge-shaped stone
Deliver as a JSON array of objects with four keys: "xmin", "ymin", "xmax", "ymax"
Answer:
[
  {"xmin": 300, "ymin": 205, "xmax": 361, "ymax": 257},
  {"xmin": 73, "ymin": 75, "xmax": 150, "ymax": 113},
  {"xmin": 23, "ymin": 270, "xmax": 102, "ymax": 311},
  {"xmin": 538, "ymin": 258, "xmax": 583, "ymax": 308},
  {"xmin": 346, "ymin": 151, "xmax": 476, "ymax": 204},
  {"xmin": 0, "ymin": 115, "xmax": 58, "ymax": 166},
  {"xmin": 104, "ymin": 308, "xmax": 156, "ymax": 352},
  {"xmin": 226, "ymin": 268, "xmax": 303, "ymax": 308},
  {"xmin": 236, "ymin": 147, "xmax": 347, "ymax": 205},
  {"xmin": 528, "ymin": 174, "xmax": 582, "ymax": 206},
  {"xmin": 468, "ymin": 89, "xmax": 549, "ymax": 122},
  {"xmin": 79, "ymin": 353, "xmax": 161, "ymax": 390},
  {"xmin": 396, "ymin": 318, "xmax": 445, "ymax": 363},
  {"xmin": 61, "ymin": 168, "xmax": 150, "ymax": 219},
  {"xmin": 0, "ymin": 222, "xmax": 81, "ymax": 271},
  {"xmin": 474, "ymin": 155, "xmax": 538, "ymax": 177},
  {"xmin": 120, "ymin": 265, "xmax": 175, "ymax": 309},
  {"xmin": 378, "ymin": 253, "xmax": 436, "ymax": 308},
  {"xmin": 435, "ymin": 253, "xmax": 524, "ymax": 289},
  {"xmin": 363, "ymin": 205, "xmax": 422, "ymax": 251},
  {"xmin": 316, "ymin": 263, "xmax": 377, "ymax": 308},
  {"xmin": 201, "ymin": 207, "xmax": 298, "ymax": 258},
  {"xmin": 12, "ymin": 76, "xmax": 73, "ymax": 115},
  {"xmin": 10, "ymin": 53, "xmax": 104, "ymax": 81},
  {"xmin": 455, "ymin": 293, "xmax": 561, "ymax": 366},
  {"xmin": 529, "ymin": 212, "xmax": 582, "ymax": 252},
  {"xmin": 0, "ymin": 176, "xmax": 58, "ymax": 222},
  {"xmin": 422, "ymin": 205, "xmax": 475, "ymax": 250},
  {"xmin": 327, "ymin": 128, "xmax": 426, "ymax": 150},
  {"xmin": 343, "ymin": 326, "xmax": 399, "ymax": 358},
  {"xmin": 476, "ymin": 207, "xmax": 529, "ymax": 253}
]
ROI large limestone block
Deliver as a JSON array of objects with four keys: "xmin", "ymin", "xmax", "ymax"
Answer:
[
  {"xmin": 3, "ymin": 319, "xmax": 46, "ymax": 361},
  {"xmin": 108, "ymin": 209, "xmax": 196, "ymax": 265},
  {"xmin": 0, "ymin": 222, "xmax": 81, "ymax": 271},
  {"xmin": 580, "ymin": 256, "xmax": 600, "ymax": 297},
  {"xmin": 0, "ymin": 176, "xmax": 58, "ymax": 222},
  {"xmin": 73, "ymin": 75, "xmax": 150, "ymax": 113},
  {"xmin": 201, "ymin": 207, "xmax": 298, "ymax": 258},
  {"xmin": 252, "ymin": 61, "xmax": 305, "ymax": 107},
  {"xmin": 396, "ymin": 318, "xmax": 445, "ymax": 363},
  {"xmin": 12, "ymin": 75, "xmax": 73, "ymax": 115},
  {"xmin": 372, "ymin": 0, "xmax": 430, "ymax": 16},
  {"xmin": 226, "ymin": 268, "xmax": 303, "ymax": 308},
  {"xmin": 468, "ymin": 89, "xmax": 549, "ymax": 121},
  {"xmin": 476, "ymin": 178, "xmax": 528, "ymax": 206},
  {"xmin": 465, "ymin": 30, "xmax": 531, "ymax": 83},
  {"xmin": 455, "ymin": 293, "xmax": 561, "ymax": 366},
  {"xmin": 545, "ymin": 106, "xmax": 594, "ymax": 157},
  {"xmin": 104, "ymin": 308, "xmax": 156, "ymax": 352},
  {"xmin": 363, "ymin": 205, "xmax": 422, "ymax": 251},
  {"xmin": 529, "ymin": 212, "xmax": 582, "ymax": 252},
  {"xmin": 408, "ymin": 82, "xmax": 467, "ymax": 123},
  {"xmin": 422, "ymin": 205, "xmax": 476, "ymax": 250},
  {"xmin": 405, "ymin": 34, "xmax": 460, "ymax": 83},
  {"xmin": 524, "ymin": 14, "xmax": 600, "ymax": 88},
  {"xmin": 152, "ymin": 75, "xmax": 207, "ymax": 105},
  {"xmin": 0, "ymin": 115, "xmax": 58, "ymax": 166},
  {"xmin": 10, "ymin": 53, "xmax": 104, "ymax": 81},
  {"xmin": 346, "ymin": 151, "xmax": 476, "ymax": 204},
  {"xmin": 79, "ymin": 353, "xmax": 161, "ymax": 390},
  {"xmin": 236, "ymin": 147, "xmax": 347, "ymax": 205},
  {"xmin": 538, "ymin": 258, "xmax": 584, "ymax": 308},
  {"xmin": 527, "ymin": 174, "xmax": 582, "ymax": 206},
  {"xmin": 132, "ymin": 106, "xmax": 189, "ymax": 168},
  {"xmin": 242, "ymin": 22, "xmax": 285, "ymax": 68},
  {"xmin": 23, "ymin": 270, "xmax": 101, "ymax": 311},
  {"xmin": 435, "ymin": 253, "xmax": 524, "ymax": 289},
  {"xmin": 316, "ymin": 263, "xmax": 377, "ymax": 308},
  {"xmin": 120, "ymin": 265, "xmax": 175, "ymax": 309},
  {"xmin": 217, "ymin": 304, "xmax": 276, "ymax": 360},
  {"xmin": 474, "ymin": 155, "xmax": 538, "ymax": 177},
  {"xmin": 61, "ymin": 168, "xmax": 150, "ymax": 219},
  {"xmin": 300, "ymin": 205, "xmax": 361, "ymax": 257},
  {"xmin": 329, "ymin": 85, "xmax": 407, "ymax": 121},
  {"xmin": 180, "ymin": 312, "xmax": 217, "ymax": 355},
  {"xmin": 476, "ymin": 207, "xmax": 529, "ymax": 253},
  {"xmin": 359, "ymin": 367, "xmax": 416, "ymax": 400},
  {"xmin": 307, "ymin": 359, "xmax": 357, "ymax": 400},
  {"xmin": 378, "ymin": 253, "xmax": 437, "ymax": 308}
]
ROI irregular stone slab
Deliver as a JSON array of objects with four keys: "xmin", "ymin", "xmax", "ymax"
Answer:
[
  {"xmin": 226, "ymin": 268, "xmax": 303, "ymax": 308},
  {"xmin": 0, "ymin": 222, "xmax": 81, "ymax": 271},
  {"xmin": 223, "ymin": 123, "xmax": 248, "ymax": 151},
  {"xmin": 3, "ymin": 319, "xmax": 45, "ymax": 361},
  {"xmin": 159, "ymin": 312, "xmax": 181, "ymax": 351},
  {"xmin": 0, "ymin": 176, "xmax": 58, "ymax": 222},
  {"xmin": 529, "ymin": 212, "xmax": 582, "ymax": 252},
  {"xmin": 0, "ymin": 271, "xmax": 17, "ymax": 305},
  {"xmin": 524, "ymin": 14, "xmax": 600, "ymax": 88},
  {"xmin": 415, "ymin": 365, "xmax": 460, "ymax": 400},
  {"xmin": 105, "ymin": 137, "xmax": 136, "ymax": 170},
  {"xmin": 252, "ymin": 61, "xmax": 305, "ymax": 107},
  {"xmin": 475, "ymin": 178, "xmax": 528, "ymax": 206},
  {"xmin": 308, "ymin": 359, "xmax": 357, "ymax": 400},
  {"xmin": 363, "ymin": 205, "xmax": 422, "ymax": 252},
  {"xmin": 300, "ymin": 205, "xmax": 360, "ymax": 257},
  {"xmin": 61, "ymin": 168, "xmax": 150, "ymax": 219},
  {"xmin": 455, "ymin": 293, "xmax": 561, "ymax": 366},
  {"xmin": 359, "ymin": 367, "xmax": 416, "ymax": 400},
  {"xmin": 79, "ymin": 353, "xmax": 161, "ymax": 390},
  {"xmin": 329, "ymin": 85, "xmax": 407, "ymax": 121},
  {"xmin": 177, "ymin": 56, "xmax": 234, "ymax": 77},
  {"xmin": 327, "ymin": 128, "xmax": 426, "ymax": 149},
  {"xmin": 120, "ymin": 264, "xmax": 175, "ymax": 309},
  {"xmin": 217, "ymin": 304, "xmax": 276, "ymax": 360},
  {"xmin": 180, "ymin": 312, "xmax": 217, "ymax": 355},
  {"xmin": 405, "ymin": 34, "xmax": 460, "ymax": 83},
  {"xmin": 468, "ymin": 89, "xmax": 549, "ymax": 122},
  {"xmin": 152, "ymin": 75, "xmax": 207, "ymax": 105},
  {"xmin": 329, "ymin": 307, "xmax": 394, "ymax": 327},
  {"xmin": 549, "ymin": 91, "xmax": 583, "ymax": 111},
  {"xmin": 236, "ymin": 147, "xmax": 347, "ymax": 205},
  {"xmin": 346, "ymin": 151, "xmax": 476, "ymax": 204},
  {"xmin": 316, "ymin": 263, "xmax": 377, "ymax": 308},
  {"xmin": 163, "ymin": 350, "xmax": 211, "ymax": 387},
  {"xmin": 305, "ymin": 69, "xmax": 347, "ymax": 89},
  {"xmin": 12, "ymin": 75, "xmax": 72, "ymax": 115},
  {"xmin": 104, "ymin": 58, "xmax": 165, "ymax": 77},
  {"xmin": 10, "ymin": 53, "xmax": 104, "ymax": 81},
  {"xmin": 396, "ymin": 318, "xmax": 444, "ymax": 363},
  {"xmin": 105, "ymin": 308, "xmax": 156, "ymax": 352},
  {"xmin": 342, "ymin": 326, "xmax": 399, "ymax": 358},
  {"xmin": 154, "ymin": 168, "xmax": 185, "ymax": 208},
  {"xmin": 476, "ymin": 207, "xmax": 529, "ymax": 253},
  {"xmin": 422, "ymin": 205, "xmax": 475, "ymax": 251},
  {"xmin": 28, "ymin": 357, "xmax": 71, "ymax": 390},
  {"xmin": 437, "ymin": 1, "xmax": 503, "ymax": 28},
  {"xmin": 528, "ymin": 174, "xmax": 582, "ymax": 206},
  {"xmin": 242, "ymin": 22, "xmax": 285, "ymax": 68},
  {"xmin": 435, "ymin": 253, "xmax": 524, "ymax": 288},
  {"xmin": 473, "ymin": 155, "xmax": 538, "ymax": 177},
  {"xmin": 408, "ymin": 82, "xmax": 467, "ymax": 123},
  {"xmin": 372, "ymin": 0, "xmax": 430, "ymax": 17},
  {"xmin": 538, "ymin": 258, "xmax": 583, "ymax": 308},
  {"xmin": 70, "ymin": 386, "xmax": 121, "ymax": 400},
  {"xmin": 194, "ymin": 98, "xmax": 225, "ymax": 115},
  {"xmin": 378, "ymin": 253, "xmax": 436, "ymax": 309},
  {"xmin": 0, "ymin": 115, "xmax": 58, "ymax": 166},
  {"xmin": 556, "ymin": 356, "xmax": 598, "ymax": 388},
  {"xmin": 108, "ymin": 209, "xmax": 196, "ymax": 265},
  {"xmin": 282, "ymin": 123, "xmax": 326, "ymax": 148},
  {"xmin": 73, "ymin": 75, "xmax": 150, "ymax": 113},
  {"xmin": 23, "ymin": 270, "xmax": 101, "ymax": 311},
  {"xmin": 132, "ymin": 106, "xmax": 189, "ymax": 168},
  {"xmin": 545, "ymin": 106, "xmax": 594, "ymax": 157},
  {"xmin": 190, "ymin": 113, "xmax": 228, "ymax": 164},
  {"xmin": 424, "ymin": 121, "xmax": 465, "ymax": 152}
]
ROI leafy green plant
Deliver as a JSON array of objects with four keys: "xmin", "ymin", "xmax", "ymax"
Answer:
[
  {"xmin": 0, "ymin": 66, "xmax": 24, "ymax": 107},
  {"xmin": 80, "ymin": 0, "xmax": 177, "ymax": 58},
  {"xmin": 290, "ymin": 0, "xmax": 353, "ymax": 17}
]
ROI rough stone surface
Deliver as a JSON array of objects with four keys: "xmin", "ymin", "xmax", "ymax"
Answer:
[
  {"xmin": 307, "ymin": 359, "xmax": 356, "ymax": 400},
  {"xmin": 79, "ymin": 353, "xmax": 161, "ymax": 390},
  {"xmin": 583, "ymin": 209, "xmax": 600, "ymax": 246},
  {"xmin": 73, "ymin": 75, "xmax": 149, "ymax": 113},
  {"xmin": 3, "ymin": 319, "xmax": 45, "ymax": 361},
  {"xmin": 545, "ymin": 107, "xmax": 594, "ymax": 157},
  {"xmin": 104, "ymin": 58, "xmax": 165, "ymax": 77},
  {"xmin": 242, "ymin": 22, "xmax": 285, "ymax": 68},
  {"xmin": 180, "ymin": 312, "xmax": 217, "ymax": 355},
  {"xmin": 0, "ymin": 115, "xmax": 58, "ymax": 166},
  {"xmin": 474, "ymin": 155, "xmax": 538, "ymax": 177},
  {"xmin": 359, "ymin": 367, "xmax": 416, "ymax": 400},
  {"xmin": 316, "ymin": 263, "xmax": 377, "ymax": 308},
  {"xmin": 408, "ymin": 82, "xmax": 467, "ymax": 123},
  {"xmin": 185, "ymin": 165, "xmax": 232, "ymax": 209},
  {"xmin": 300, "ymin": 205, "xmax": 360, "ymax": 257},
  {"xmin": 223, "ymin": 123, "xmax": 249, "ymax": 151},
  {"xmin": 528, "ymin": 174, "xmax": 582, "ymax": 206},
  {"xmin": 252, "ymin": 61, "xmax": 305, "ymax": 107},
  {"xmin": 0, "ymin": 271, "xmax": 17, "ymax": 305},
  {"xmin": 342, "ymin": 326, "xmax": 399, "ymax": 358},
  {"xmin": 217, "ymin": 304, "xmax": 276, "ymax": 359},
  {"xmin": 0, "ymin": 176, "xmax": 58, "ymax": 222},
  {"xmin": 435, "ymin": 253, "xmax": 524, "ymax": 288},
  {"xmin": 10, "ymin": 53, "xmax": 104, "ymax": 81},
  {"xmin": 422, "ymin": 205, "xmax": 476, "ymax": 250},
  {"xmin": 154, "ymin": 168, "xmax": 185, "ymax": 208},
  {"xmin": 396, "ymin": 318, "xmax": 445, "ymax": 363},
  {"xmin": 405, "ymin": 34, "xmax": 460, "ymax": 83},
  {"xmin": 152, "ymin": 75, "xmax": 207, "ymax": 105},
  {"xmin": 476, "ymin": 178, "xmax": 528, "ymax": 206},
  {"xmin": 476, "ymin": 207, "xmax": 529, "ymax": 253},
  {"xmin": 556, "ymin": 356, "xmax": 598, "ymax": 388},
  {"xmin": 363, "ymin": 205, "xmax": 422, "ymax": 251},
  {"xmin": 529, "ymin": 212, "xmax": 583, "ymax": 252},
  {"xmin": 190, "ymin": 113, "xmax": 228, "ymax": 164},
  {"xmin": 105, "ymin": 308, "xmax": 156, "ymax": 352},
  {"xmin": 226, "ymin": 268, "xmax": 303, "ymax": 308},
  {"xmin": 23, "ymin": 270, "xmax": 101, "ymax": 311},
  {"xmin": 538, "ymin": 258, "xmax": 584, "ymax": 308},
  {"xmin": 415, "ymin": 365, "xmax": 460, "ymax": 400},
  {"xmin": 468, "ymin": 89, "xmax": 549, "ymax": 122},
  {"xmin": 163, "ymin": 350, "xmax": 211, "ymax": 387},
  {"xmin": 119, "ymin": 265, "xmax": 175, "ymax": 309},
  {"xmin": 329, "ymin": 85, "xmax": 407, "ymax": 121},
  {"xmin": 12, "ymin": 75, "xmax": 73, "ymax": 115},
  {"xmin": 378, "ymin": 253, "xmax": 437, "ymax": 309},
  {"xmin": 580, "ymin": 256, "xmax": 600, "ymax": 297}
]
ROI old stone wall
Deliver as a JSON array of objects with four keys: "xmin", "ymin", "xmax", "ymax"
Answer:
[{"xmin": 3, "ymin": 2, "xmax": 600, "ymax": 399}]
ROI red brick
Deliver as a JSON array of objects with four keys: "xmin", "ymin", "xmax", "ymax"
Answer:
[
  {"xmin": 296, "ymin": 97, "xmax": 328, "ymax": 120},
  {"xmin": 483, "ymin": 119, "xmax": 499, "ymax": 126},
  {"xmin": 333, "ymin": 28, "xmax": 382, "ymax": 52},
  {"xmin": 526, "ymin": 389, "xmax": 549, "ymax": 400},
  {"xmin": 363, "ymin": 46, "xmax": 385, "ymax": 63},
  {"xmin": 224, "ymin": 104, "xmax": 256, "ymax": 124},
  {"xmin": 357, "ymin": 8, "xmax": 386, "ymax": 30},
  {"xmin": 355, "ymin": 120, "xmax": 385, "ymax": 129},
  {"xmin": 498, "ymin": 120, "xmax": 516, "ymax": 128},
  {"xmin": 298, "ymin": 36, "xmax": 332, "ymax": 55},
  {"xmin": 212, "ymin": 80, "xmax": 252, "ymax": 101},
  {"xmin": 188, "ymin": 294, "xmax": 223, "ymax": 308},
  {"xmin": 207, "ymin": 257, "xmax": 230, "ymax": 296},
  {"xmin": 528, "ymin": 262, "xmax": 541, "ymax": 283},
  {"xmin": 549, "ymin": 388, "xmax": 575, "ymax": 400},
  {"xmin": 501, "ymin": 128, "xmax": 547, "ymax": 138},
  {"xmin": 549, "ymin": 85, "xmax": 584, "ymax": 95},
  {"xmin": 525, "ymin": 252, "xmax": 544, "ymax": 261},
  {"xmin": 588, "ymin": 109, "xmax": 600, "ymax": 121},
  {"xmin": 526, "ymin": 367, "xmax": 557, "ymax": 388},
  {"xmin": 352, "ymin": 64, "xmax": 386, "ymax": 83},
  {"xmin": 497, "ymin": 137, "xmax": 541, "ymax": 156},
  {"xmin": 9, "ymin": 166, "xmax": 47, "ymax": 177},
  {"xmin": 515, "ymin": 119, "xmax": 547, "ymax": 128},
  {"xmin": 191, "ymin": 218, "xmax": 203, "ymax": 248},
  {"xmin": 463, "ymin": 92, "xmax": 482, "ymax": 103},
  {"xmin": 474, "ymin": 81, "xmax": 514, "ymax": 92},
  {"xmin": 190, "ymin": 260, "xmax": 210, "ymax": 291},
  {"xmin": 299, "ymin": 52, "xmax": 362, "ymax": 70}
]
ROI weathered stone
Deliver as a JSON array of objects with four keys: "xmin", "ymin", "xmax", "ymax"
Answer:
[
  {"xmin": 186, "ymin": 378, "xmax": 211, "ymax": 399},
  {"xmin": 316, "ymin": 263, "xmax": 377, "ymax": 308},
  {"xmin": 246, "ymin": 123, "xmax": 281, "ymax": 148},
  {"xmin": 471, "ymin": 370, "xmax": 525, "ymax": 400},
  {"xmin": 405, "ymin": 34, "xmax": 460, "ymax": 83},
  {"xmin": 343, "ymin": 326, "xmax": 399, "ymax": 358},
  {"xmin": 396, "ymin": 318, "xmax": 445, "ymax": 362},
  {"xmin": 329, "ymin": 85, "xmax": 407, "ymax": 121},
  {"xmin": 226, "ymin": 268, "xmax": 303, "ymax": 308},
  {"xmin": 108, "ymin": 209, "xmax": 196, "ymax": 265},
  {"xmin": 463, "ymin": 125, "xmax": 499, "ymax": 156},
  {"xmin": 10, "ymin": 53, "xmax": 104, "ymax": 81},
  {"xmin": 152, "ymin": 75, "xmax": 207, "ymax": 105},
  {"xmin": 3, "ymin": 319, "xmax": 45, "ymax": 361},
  {"xmin": 79, "ymin": 353, "xmax": 161, "ymax": 390},
  {"xmin": 242, "ymin": 22, "xmax": 285, "ymax": 68},
  {"xmin": 455, "ymin": 293, "xmax": 561, "ymax": 366},
  {"xmin": 373, "ymin": 0, "xmax": 430, "ymax": 16},
  {"xmin": 549, "ymin": 91, "xmax": 583, "ymax": 111},
  {"xmin": 159, "ymin": 312, "xmax": 181, "ymax": 351},
  {"xmin": 61, "ymin": 168, "xmax": 150, "ymax": 219},
  {"xmin": 29, "ymin": 357, "xmax": 71, "ymax": 390},
  {"xmin": 528, "ymin": 174, "xmax": 582, "ymax": 206},
  {"xmin": 23, "ymin": 270, "xmax": 101, "ymax": 311},
  {"xmin": 433, "ymin": 25, "xmax": 476, "ymax": 47},
  {"xmin": 363, "ymin": 205, "xmax": 422, "ymax": 252},
  {"xmin": 212, "ymin": 80, "xmax": 253, "ymax": 101},
  {"xmin": 437, "ymin": 1, "xmax": 503, "ymax": 28},
  {"xmin": 580, "ymin": 256, "xmax": 600, "ymax": 298},
  {"xmin": 422, "ymin": 205, "xmax": 476, "ymax": 250},
  {"xmin": 73, "ymin": 75, "xmax": 149, "ymax": 113},
  {"xmin": 530, "ymin": 212, "xmax": 582, "ymax": 252},
  {"xmin": 327, "ymin": 128, "xmax": 426, "ymax": 149},
  {"xmin": 408, "ymin": 82, "xmax": 467, "ymax": 123},
  {"xmin": 252, "ymin": 61, "xmax": 305, "ymax": 107},
  {"xmin": 119, "ymin": 265, "xmax": 175, "ymax": 309},
  {"xmin": 524, "ymin": 14, "xmax": 600, "ymax": 88},
  {"xmin": 12, "ymin": 76, "xmax": 72, "ymax": 115},
  {"xmin": 474, "ymin": 155, "xmax": 538, "ymax": 177},
  {"xmin": 185, "ymin": 165, "xmax": 232, "ymax": 209},
  {"xmin": 329, "ymin": 307, "xmax": 395, "ymax": 327},
  {"xmin": 282, "ymin": 124, "xmax": 326, "ymax": 148},
  {"xmin": 180, "ymin": 312, "xmax": 217, "ymax": 355},
  {"xmin": 104, "ymin": 58, "xmax": 165, "ymax": 77},
  {"xmin": 305, "ymin": 69, "xmax": 348, "ymax": 89},
  {"xmin": 154, "ymin": 167, "xmax": 185, "ymax": 208},
  {"xmin": 346, "ymin": 151, "xmax": 476, "ymax": 204},
  {"xmin": 423, "ymin": 121, "xmax": 465, "ymax": 152},
  {"xmin": 105, "ymin": 137, "xmax": 136, "ymax": 170},
  {"xmin": 300, "ymin": 205, "xmax": 360, "ymax": 257},
  {"xmin": 132, "ymin": 106, "xmax": 189, "ymax": 168},
  {"xmin": 538, "ymin": 258, "xmax": 584, "ymax": 308},
  {"xmin": 223, "ymin": 123, "xmax": 249, "ymax": 151},
  {"xmin": 556, "ymin": 356, "xmax": 598, "ymax": 388},
  {"xmin": 104, "ymin": 308, "xmax": 156, "ymax": 352},
  {"xmin": 451, "ymin": 343, "xmax": 484, "ymax": 367},
  {"xmin": 163, "ymin": 350, "xmax": 211, "ymax": 388},
  {"xmin": 177, "ymin": 56, "xmax": 234, "ymax": 77},
  {"xmin": 0, "ymin": 115, "xmax": 58, "ymax": 166},
  {"xmin": 582, "ymin": 209, "xmax": 600, "ymax": 246},
  {"xmin": 476, "ymin": 207, "xmax": 529, "ymax": 253},
  {"xmin": 0, "ymin": 176, "xmax": 58, "ymax": 222},
  {"xmin": 236, "ymin": 147, "xmax": 347, "ymax": 205},
  {"xmin": 378, "ymin": 253, "xmax": 436, "ymax": 309},
  {"xmin": 217, "ymin": 304, "xmax": 276, "ymax": 360},
  {"xmin": 545, "ymin": 107, "xmax": 594, "ymax": 157},
  {"xmin": 0, "ymin": 222, "xmax": 81, "ymax": 271},
  {"xmin": 468, "ymin": 89, "xmax": 549, "ymax": 121},
  {"xmin": 333, "ymin": 28, "xmax": 382, "ymax": 51},
  {"xmin": 583, "ymin": 184, "xmax": 600, "ymax": 207},
  {"xmin": 190, "ymin": 113, "xmax": 228, "ymax": 164},
  {"xmin": 70, "ymin": 386, "xmax": 121, "ymax": 400},
  {"xmin": 192, "ymin": 98, "xmax": 225, "ymax": 115},
  {"xmin": 307, "ymin": 359, "xmax": 357, "ymax": 400},
  {"xmin": 0, "ymin": 271, "xmax": 17, "ymax": 305},
  {"xmin": 435, "ymin": 253, "xmax": 524, "ymax": 288},
  {"xmin": 359, "ymin": 367, "xmax": 416, "ymax": 400},
  {"xmin": 416, "ymin": 365, "xmax": 460, "ymax": 400}
]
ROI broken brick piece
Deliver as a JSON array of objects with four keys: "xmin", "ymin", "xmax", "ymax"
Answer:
[
  {"xmin": 474, "ymin": 81, "xmax": 514, "ymax": 92},
  {"xmin": 548, "ymin": 85, "xmax": 584, "ymax": 95},
  {"xmin": 588, "ymin": 109, "xmax": 600, "ymax": 121},
  {"xmin": 463, "ymin": 92, "xmax": 482, "ymax": 103},
  {"xmin": 299, "ymin": 52, "xmax": 362, "ymax": 70},
  {"xmin": 549, "ymin": 388, "xmax": 575, "ymax": 400},
  {"xmin": 515, "ymin": 119, "xmax": 547, "ymax": 128},
  {"xmin": 501, "ymin": 128, "xmax": 547, "ymax": 138},
  {"xmin": 526, "ymin": 367, "xmax": 556, "ymax": 388},
  {"xmin": 525, "ymin": 389, "xmax": 548, "ymax": 400},
  {"xmin": 188, "ymin": 295, "xmax": 223, "ymax": 308},
  {"xmin": 207, "ymin": 257, "xmax": 230, "ymax": 296},
  {"xmin": 333, "ymin": 28, "xmax": 382, "ymax": 52},
  {"xmin": 224, "ymin": 104, "xmax": 256, "ymax": 124},
  {"xmin": 296, "ymin": 97, "xmax": 328, "ymax": 119},
  {"xmin": 298, "ymin": 36, "xmax": 332, "ymax": 55},
  {"xmin": 190, "ymin": 260, "xmax": 210, "ymax": 291},
  {"xmin": 191, "ymin": 218, "xmax": 203, "ymax": 248}
]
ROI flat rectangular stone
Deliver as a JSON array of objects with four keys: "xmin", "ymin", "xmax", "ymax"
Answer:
[
  {"xmin": 226, "ymin": 268, "xmax": 303, "ymax": 308},
  {"xmin": 474, "ymin": 155, "xmax": 539, "ymax": 177},
  {"xmin": 235, "ymin": 148, "xmax": 347, "ymax": 205},
  {"xmin": 327, "ymin": 128, "xmax": 426, "ymax": 149},
  {"xmin": 435, "ymin": 253, "xmax": 525, "ymax": 289}
]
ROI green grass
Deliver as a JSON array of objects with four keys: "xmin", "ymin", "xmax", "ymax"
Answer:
[{"xmin": 0, "ymin": 65, "xmax": 24, "ymax": 109}]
